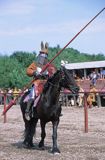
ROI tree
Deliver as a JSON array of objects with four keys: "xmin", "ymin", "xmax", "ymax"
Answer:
[
  {"xmin": 0, "ymin": 56, "xmax": 30, "ymax": 88},
  {"xmin": 10, "ymin": 51, "xmax": 37, "ymax": 67}
]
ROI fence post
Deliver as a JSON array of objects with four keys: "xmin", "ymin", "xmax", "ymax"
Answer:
[
  {"xmin": 3, "ymin": 93, "xmax": 7, "ymax": 123},
  {"xmin": 84, "ymin": 92, "xmax": 88, "ymax": 133}
]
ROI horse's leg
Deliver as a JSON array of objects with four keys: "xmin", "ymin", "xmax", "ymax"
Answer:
[
  {"xmin": 30, "ymin": 118, "xmax": 38, "ymax": 146},
  {"xmin": 39, "ymin": 120, "xmax": 46, "ymax": 149},
  {"xmin": 51, "ymin": 120, "xmax": 60, "ymax": 154},
  {"xmin": 23, "ymin": 118, "xmax": 38, "ymax": 148},
  {"xmin": 23, "ymin": 120, "xmax": 32, "ymax": 147}
]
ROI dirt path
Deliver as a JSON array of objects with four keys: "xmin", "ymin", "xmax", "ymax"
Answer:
[{"xmin": 0, "ymin": 105, "xmax": 105, "ymax": 160}]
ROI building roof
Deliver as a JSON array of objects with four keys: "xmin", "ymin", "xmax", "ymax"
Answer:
[{"xmin": 65, "ymin": 60, "xmax": 105, "ymax": 70}]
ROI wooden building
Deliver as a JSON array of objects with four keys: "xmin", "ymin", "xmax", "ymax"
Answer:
[{"xmin": 65, "ymin": 60, "xmax": 105, "ymax": 79}]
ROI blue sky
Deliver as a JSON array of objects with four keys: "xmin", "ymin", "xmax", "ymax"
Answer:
[{"xmin": 0, "ymin": 0, "xmax": 105, "ymax": 56}]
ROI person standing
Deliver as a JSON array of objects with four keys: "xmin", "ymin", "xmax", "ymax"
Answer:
[
  {"xmin": 87, "ymin": 84, "xmax": 98, "ymax": 108},
  {"xmin": 77, "ymin": 84, "xmax": 84, "ymax": 107},
  {"xmin": 89, "ymin": 70, "xmax": 99, "ymax": 86}
]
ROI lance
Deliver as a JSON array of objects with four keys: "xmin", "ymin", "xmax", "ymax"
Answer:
[{"xmin": 2, "ymin": 7, "xmax": 105, "ymax": 115}]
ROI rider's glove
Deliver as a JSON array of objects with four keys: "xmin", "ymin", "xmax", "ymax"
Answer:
[{"xmin": 33, "ymin": 71, "xmax": 41, "ymax": 78}]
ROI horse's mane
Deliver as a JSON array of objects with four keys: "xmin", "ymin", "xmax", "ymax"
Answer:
[{"xmin": 43, "ymin": 70, "xmax": 60, "ymax": 93}]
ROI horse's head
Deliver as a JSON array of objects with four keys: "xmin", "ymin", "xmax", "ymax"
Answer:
[
  {"xmin": 60, "ymin": 67, "xmax": 79, "ymax": 94},
  {"xmin": 43, "ymin": 67, "xmax": 79, "ymax": 94},
  {"xmin": 43, "ymin": 69, "xmax": 62, "ymax": 93}
]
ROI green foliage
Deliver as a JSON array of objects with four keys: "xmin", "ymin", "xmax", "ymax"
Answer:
[
  {"xmin": 0, "ymin": 55, "xmax": 30, "ymax": 89},
  {"xmin": 0, "ymin": 48, "xmax": 105, "ymax": 89},
  {"xmin": 48, "ymin": 47, "xmax": 105, "ymax": 67},
  {"xmin": 10, "ymin": 51, "xmax": 36, "ymax": 67}
]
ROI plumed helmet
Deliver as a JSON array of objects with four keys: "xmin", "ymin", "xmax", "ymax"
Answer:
[{"xmin": 40, "ymin": 41, "xmax": 48, "ymax": 54}]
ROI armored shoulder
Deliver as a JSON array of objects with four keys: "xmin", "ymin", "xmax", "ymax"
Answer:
[{"xmin": 26, "ymin": 62, "xmax": 37, "ymax": 77}]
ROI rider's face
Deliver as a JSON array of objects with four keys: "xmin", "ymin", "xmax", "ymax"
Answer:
[{"xmin": 37, "ymin": 54, "xmax": 48, "ymax": 65}]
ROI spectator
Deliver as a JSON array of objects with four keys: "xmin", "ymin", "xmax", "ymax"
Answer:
[
  {"xmin": 100, "ymin": 68, "xmax": 105, "ymax": 79},
  {"xmin": 77, "ymin": 84, "xmax": 84, "ymax": 107},
  {"xmin": 87, "ymin": 84, "xmax": 98, "ymax": 108},
  {"xmin": 7, "ymin": 88, "xmax": 13, "ymax": 103},
  {"xmin": 89, "ymin": 70, "xmax": 99, "ymax": 86}
]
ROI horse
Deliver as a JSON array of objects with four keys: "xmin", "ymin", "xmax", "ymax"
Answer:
[{"xmin": 20, "ymin": 66, "xmax": 79, "ymax": 154}]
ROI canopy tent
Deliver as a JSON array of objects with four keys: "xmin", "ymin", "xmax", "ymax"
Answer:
[{"xmin": 65, "ymin": 60, "xmax": 105, "ymax": 70}]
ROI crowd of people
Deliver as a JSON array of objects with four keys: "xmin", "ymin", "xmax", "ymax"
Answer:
[
  {"xmin": 75, "ymin": 68, "xmax": 105, "ymax": 82},
  {"xmin": 0, "ymin": 87, "xmax": 24, "ymax": 105},
  {"xmin": 73, "ymin": 68, "xmax": 105, "ymax": 108}
]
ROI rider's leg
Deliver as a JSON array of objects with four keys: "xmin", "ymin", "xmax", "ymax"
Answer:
[
  {"xmin": 25, "ymin": 86, "xmax": 35, "ymax": 120},
  {"xmin": 25, "ymin": 99, "xmax": 33, "ymax": 112}
]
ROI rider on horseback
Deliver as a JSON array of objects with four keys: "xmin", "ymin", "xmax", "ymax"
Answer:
[{"xmin": 25, "ymin": 41, "xmax": 56, "ymax": 120}]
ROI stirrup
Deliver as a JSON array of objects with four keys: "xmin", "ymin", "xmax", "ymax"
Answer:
[{"xmin": 25, "ymin": 112, "xmax": 30, "ymax": 121}]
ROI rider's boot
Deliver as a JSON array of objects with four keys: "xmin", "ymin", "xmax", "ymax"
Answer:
[{"xmin": 25, "ymin": 99, "xmax": 33, "ymax": 121}]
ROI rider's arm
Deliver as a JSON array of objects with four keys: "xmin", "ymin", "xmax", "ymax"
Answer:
[{"xmin": 26, "ymin": 62, "xmax": 37, "ymax": 77}]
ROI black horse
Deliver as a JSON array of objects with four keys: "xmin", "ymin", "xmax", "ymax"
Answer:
[{"xmin": 20, "ymin": 67, "xmax": 79, "ymax": 154}]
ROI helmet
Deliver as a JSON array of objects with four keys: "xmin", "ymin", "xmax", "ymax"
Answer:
[
  {"xmin": 40, "ymin": 41, "xmax": 48, "ymax": 54},
  {"xmin": 37, "ymin": 41, "xmax": 48, "ymax": 65}
]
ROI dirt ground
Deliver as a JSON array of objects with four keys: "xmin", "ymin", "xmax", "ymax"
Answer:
[{"xmin": 1, "ymin": 105, "xmax": 105, "ymax": 160}]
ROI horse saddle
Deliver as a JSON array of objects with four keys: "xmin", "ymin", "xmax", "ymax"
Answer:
[{"xmin": 23, "ymin": 93, "xmax": 41, "ymax": 107}]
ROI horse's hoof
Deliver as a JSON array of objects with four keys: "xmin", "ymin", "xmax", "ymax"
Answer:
[
  {"xmin": 54, "ymin": 152, "xmax": 60, "ymax": 155},
  {"xmin": 22, "ymin": 142, "xmax": 29, "ymax": 149},
  {"xmin": 30, "ymin": 143, "xmax": 36, "ymax": 149},
  {"xmin": 40, "ymin": 146, "xmax": 45, "ymax": 150},
  {"xmin": 39, "ymin": 141, "xmax": 44, "ymax": 148},
  {"xmin": 51, "ymin": 148, "xmax": 60, "ymax": 154},
  {"xmin": 38, "ymin": 143, "xmax": 45, "ymax": 150},
  {"xmin": 39, "ymin": 145, "xmax": 45, "ymax": 150},
  {"xmin": 22, "ymin": 142, "xmax": 35, "ymax": 149}
]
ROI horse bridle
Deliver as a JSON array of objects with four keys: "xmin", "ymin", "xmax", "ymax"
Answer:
[
  {"xmin": 47, "ymin": 69, "xmax": 78, "ymax": 93},
  {"xmin": 48, "ymin": 81, "xmax": 59, "ymax": 87},
  {"xmin": 60, "ymin": 69, "xmax": 79, "ymax": 93},
  {"xmin": 47, "ymin": 70, "xmax": 64, "ymax": 87}
]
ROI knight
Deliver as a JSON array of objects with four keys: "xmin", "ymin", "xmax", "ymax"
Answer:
[{"xmin": 25, "ymin": 41, "xmax": 56, "ymax": 120}]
